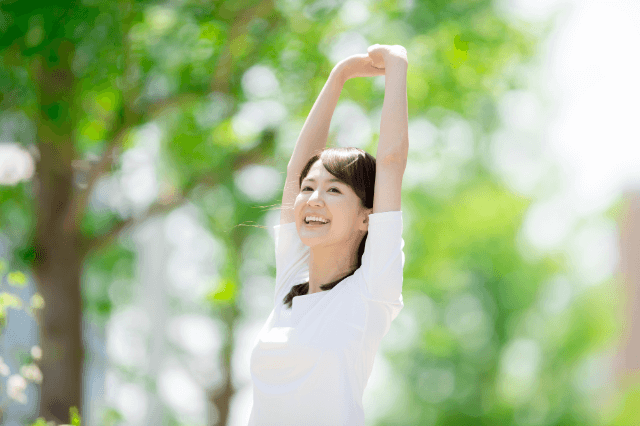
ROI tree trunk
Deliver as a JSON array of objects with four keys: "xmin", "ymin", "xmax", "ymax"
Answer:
[
  {"xmin": 209, "ymin": 321, "xmax": 235, "ymax": 426},
  {"xmin": 31, "ymin": 39, "xmax": 85, "ymax": 424},
  {"xmin": 207, "ymin": 252, "xmax": 241, "ymax": 426},
  {"xmin": 32, "ymin": 225, "xmax": 85, "ymax": 424}
]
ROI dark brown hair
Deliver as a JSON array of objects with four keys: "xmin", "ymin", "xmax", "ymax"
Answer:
[{"xmin": 282, "ymin": 147, "xmax": 376, "ymax": 309}]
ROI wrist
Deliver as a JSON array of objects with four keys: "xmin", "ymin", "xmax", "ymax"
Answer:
[
  {"xmin": 382, "ymin": 45, "xmax": 408, "ymax": 67},
  {"xmin": 330, "ymin": 63, "xmax": 349, "ymax": 85},
  {"xmin": 383, "ymin": 55, "xmax": 408, "ymax": 69}
]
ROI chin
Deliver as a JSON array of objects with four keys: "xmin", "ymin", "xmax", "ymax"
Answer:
[{"xmin": 297, "ymin": 228, "xmax": 329, "ymax": 244}]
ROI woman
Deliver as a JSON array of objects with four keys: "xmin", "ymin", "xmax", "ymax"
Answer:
[{"xmin": 248, "ymin": 44, "xmax": 409, "ymax": 425}]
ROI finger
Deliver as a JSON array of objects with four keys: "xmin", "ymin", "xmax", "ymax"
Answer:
[
  {"xmin": 367, "ymin": 63, "xmax": 385, "ymax": 74},
  {"xmin": 368, "ymin": 54, "xmax": 385, "ymax": 69},
  {"xmin": 369, "ymin": 61, "xmax": 384, "ymax": 70}
]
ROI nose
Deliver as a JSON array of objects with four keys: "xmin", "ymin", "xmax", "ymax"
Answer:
[{"xmin": 307, "ymin": 188, "xmax": 324, "ymax": 206}]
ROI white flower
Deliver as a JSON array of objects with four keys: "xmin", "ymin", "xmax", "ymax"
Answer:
[
  {"xmin": 7, "ymin": 374, "xmax": 28, "ymax": 404},
  {"xmin": 20, "ymin": 364, "xmax": 43, "ymax": 384},
  {"xmin": 31, "ymin": 345, "xmax": 42, "ymax": 360},
  {"xmin": 0, "ymin": 142, "xmax": 36, "ymax": 185},
  {"xmin": 0, "ymin": 360, "xmax": 10, "ymax": 376},
  {"xmin": 7, "ymin": 374, "xmax": 26, "ymax": 391}
]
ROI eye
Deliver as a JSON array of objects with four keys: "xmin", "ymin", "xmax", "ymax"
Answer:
[{"xmin": 301, "ymin": 186, "xmax": 341, "ymax": 193}]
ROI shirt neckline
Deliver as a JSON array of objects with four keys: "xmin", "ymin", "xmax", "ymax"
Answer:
[{"xmin": 296, "ymin": 289, "xmax": 327, "ymax": 298}]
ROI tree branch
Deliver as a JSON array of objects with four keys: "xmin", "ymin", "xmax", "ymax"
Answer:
[
  {"xmin": 63, "ymin": 93, "xmax": 200, "ymax": 236},
  {"xmin": 80, "ymin": 197, "xmax": 183, "ymax": 256},
  {"xmin": 74, "ymin": 0, "xmax": 278, "ymax": 253},
  {"xmin": 211, "ymin": 0, "xmax": 275, "ymax": 92},
  {"xmin": 63, "ymin": 0, "xmax": 201, "ymax": 237},
  {"xmin": 79, "ymin": 140, "xmax": 266, "ymax": 257},
  {"xmin": 79, "ymin": 174, "xmax": 201, "ymax": 256}
]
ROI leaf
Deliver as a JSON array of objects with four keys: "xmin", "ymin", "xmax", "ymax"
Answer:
[
  {"xmin": 100, "ymin": 407, "xmax": 124, "ymax": 426},
  {"xmin": 0, "ymin": 291, "xmax": 23, "ymax": 310},
  {"xmin": 70, "ymin": 405, "xmax": 82, "ymax": 426},
  {"xmin": 454, "ymin": 34, "xmax": 469, "ymax": 51},
  {"xmin": 27, "ymin": 418, "xmax": 50, "ymax": 426},
  {"xmin": 422, "ymin": 325, "xmax": 457, "ymax": 358},
  {"xmin": 206, "ymin": 278, "xmax": 236, "ymax": 303},
  {"xmin": 0, "ymin": 257, "xmax": 7, "ymax": 275},
  {"xmin": 7, "ymin": 270, "xmax": 27, "ymax": 287},
  {"xmin": 30, "ymin": 292, "xmax": 45, "ymax": 310}
]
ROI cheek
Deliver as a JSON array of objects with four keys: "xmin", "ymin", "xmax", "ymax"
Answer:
[{"xmin": 293, "ymin": 195, "xmax": 308, "ymax": 216}]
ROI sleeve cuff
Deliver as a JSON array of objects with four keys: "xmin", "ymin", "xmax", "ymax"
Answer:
[{"xmin": 368, "ymin": 210, "xmax": 402, "ymax": 224}]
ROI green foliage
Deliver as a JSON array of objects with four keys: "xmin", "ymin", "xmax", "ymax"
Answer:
[
  {"xmin": 79, "ymin": 208, "xmax": 122, "ymax": 244},
  {"xmin": 0, "ymin": 257, "xmax": 26, "ymax": 328},
  {"xmin": 74, "ymin": 82, "xmax": 123, "ymax": 150},
  {"xmin": 0, "ymin": 291, "xmax": 23, "ymax": 310},
  {"xmin": 82, "ymin": 244, "xmax": 136, "ymax": 324},
  {"xmin": 27, "ymin": 405, "xmax": 81, "ymax": 426},
  {"xmin": 206, "ymin": 277, "xmax": 236, "ymax": 304},
  {"xmin": 0, "ymin": 184, "xmax": 35, "ymax": 248},
  {"xmin": 99, "ymin": 406, "xmax": 124, "ymax": 426},
  {"xmin": 69, "ymin": 406, "xmax": 82, "ymax": 426},
  {"xmin": 7, "ymin": 270, "xmax": 28, "ymax": 288},
  {"xmin": 606, "ymin": 383, "xmax": 640, "ymax": 426}
]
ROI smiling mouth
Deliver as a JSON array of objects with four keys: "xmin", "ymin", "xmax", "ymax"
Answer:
[{"xmin": 304, "ymin": 219, "xmax": 329, "ymax": 226}]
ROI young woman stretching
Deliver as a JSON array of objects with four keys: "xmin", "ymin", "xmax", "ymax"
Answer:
[{"xmin": 248, "ymin": 44, "xmax": 409, "ymax": 425}]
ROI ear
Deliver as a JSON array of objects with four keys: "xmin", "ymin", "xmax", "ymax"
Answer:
[{"xmin": 359, "ymin": 207, "xmax": 373, "ymax": 231}]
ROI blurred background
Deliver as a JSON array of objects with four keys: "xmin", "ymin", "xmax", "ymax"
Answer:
[{"xmin": 0, "ymin": 0, "xmax": 639, "ymax": 425}]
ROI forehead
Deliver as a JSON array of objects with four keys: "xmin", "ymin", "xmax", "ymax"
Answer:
[{"xmin": 303, "ymin": 161, "xmax": 342, "ymax": 183}]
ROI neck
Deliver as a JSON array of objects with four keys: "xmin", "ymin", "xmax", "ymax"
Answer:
[{"xmin": 307, "ymin": 236, "xmax": 362, "ymax": 294}]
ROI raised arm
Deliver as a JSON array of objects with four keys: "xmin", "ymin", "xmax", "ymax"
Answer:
[
  {"xmin": 286, "ymin": 54, "xmax": 386, "ymax": 173},
  {"xmin": 281, "ymin": 55, "xmax": 385, "ymax": 224},
  {"xmin": 369, "ymin": 44, "xmax": 409, "ymax": 164},
  {"xmin": 286, "ymin": 70, "xmax": 343, "ymax": 175},
  {"xmin": 368, "ymin": 44, "xmax": 409, "ymax": 214}
]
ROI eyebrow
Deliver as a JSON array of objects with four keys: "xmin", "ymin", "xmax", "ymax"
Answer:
[{"xmin": 302, "ymin": 178, "xmax": 343, "ymax": 184}]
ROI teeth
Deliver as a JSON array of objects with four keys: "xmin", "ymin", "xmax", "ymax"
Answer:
[{"xmin": 305, "ymin": 216, "xmax": 328, "ymax": 224}]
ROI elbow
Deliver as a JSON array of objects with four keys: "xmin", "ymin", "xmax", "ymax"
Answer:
[
  {"xmin": 379, "ymin": 149, "xmax": 408, "ymax": 168},
  {"xmin": 378, "ymin": 136, "xmax": 409, "ymax": 165}
]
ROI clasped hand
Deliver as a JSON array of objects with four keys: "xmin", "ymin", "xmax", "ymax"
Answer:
[{"xmin": 334, "ymin": 44, "xmax": 408, "ymax": 82}]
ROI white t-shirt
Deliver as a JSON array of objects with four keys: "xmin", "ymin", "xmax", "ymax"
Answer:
[{"xmin": 248, "ymin": 210, "xmax": 405, "ymax": 426}]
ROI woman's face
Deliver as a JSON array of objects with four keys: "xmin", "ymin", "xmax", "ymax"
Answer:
[{"xmin": 294, "ymin": 160, "xmax": 370, "ymax": 247}]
